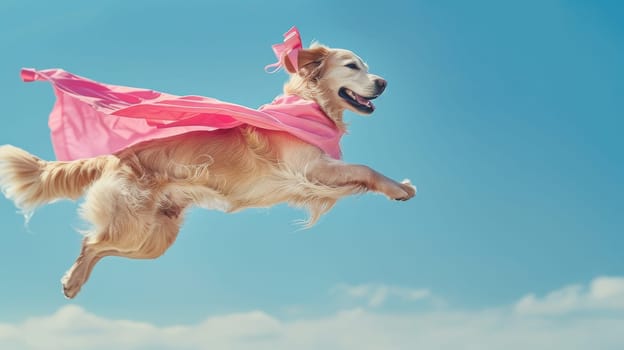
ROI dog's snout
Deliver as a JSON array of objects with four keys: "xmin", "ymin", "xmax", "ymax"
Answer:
[{"xmin": 375, "ymin": 78, "xmax": 387, "ymax": 94}]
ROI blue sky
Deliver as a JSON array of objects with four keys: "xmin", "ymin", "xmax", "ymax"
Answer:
[{"xmin": 1, "ymin": 0, "xmax": 623, "ymax": 349}]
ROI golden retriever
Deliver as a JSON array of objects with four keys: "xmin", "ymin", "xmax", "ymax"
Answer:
[{"xmin": 0, "ymin": 44, "xmax": 416, "ymax": 298}]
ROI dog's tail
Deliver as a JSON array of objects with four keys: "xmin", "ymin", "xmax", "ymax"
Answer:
[{"xmin": 0, "ymin": 145, "xmax": 116, "ymax": 217}]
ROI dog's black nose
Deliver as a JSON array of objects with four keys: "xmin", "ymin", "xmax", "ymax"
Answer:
[{"xmin": 375, "ymin": 78, "xmax": 387, "ymax": 94}]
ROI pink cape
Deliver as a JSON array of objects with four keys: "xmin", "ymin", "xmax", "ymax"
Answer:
[{"xmin": 21, "ymin": 68, "xmax": 343, "ymax": 161}]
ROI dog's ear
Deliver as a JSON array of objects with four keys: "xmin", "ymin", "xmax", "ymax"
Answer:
[{"xmin": 285, "ymin": 46, "xmax": 330, "ymax": 80}]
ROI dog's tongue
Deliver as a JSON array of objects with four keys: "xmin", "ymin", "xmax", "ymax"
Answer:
[{"xmin": 355, "ymin": 94, "xmax": 373, "ymax": 108}]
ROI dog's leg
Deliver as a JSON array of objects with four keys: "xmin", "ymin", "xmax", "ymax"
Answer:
[
  {"xmin": 62, "ymin": 226, "xmax": 182, "ymax": 299},
  {"xmin": 61, "ymin": 212, "xmax": 182, "ymax": 299},
  {"xmin": 307, "ymin": 159, "xmax": 416, "ymax": 201},
  {"xmin": 61, "ymin": 238, "xmax": 112, "ymax": 299},
  {"xmin": 61, "ymin": 170, "xmax": 184, "ymax": 298}
]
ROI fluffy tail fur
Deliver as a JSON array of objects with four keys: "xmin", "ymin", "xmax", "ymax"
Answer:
[{"xmin": 0, "ymin": 145, "xmax": 116, "ymax": 217}]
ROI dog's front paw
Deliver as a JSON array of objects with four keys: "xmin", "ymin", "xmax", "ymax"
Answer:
[
  {"xmin": 394, "ymin": 179, "xmax": 416, "ymax": 201},
  {"xmin": 382, "ymin": 179, "xmax": 416, "ymax": 201}
]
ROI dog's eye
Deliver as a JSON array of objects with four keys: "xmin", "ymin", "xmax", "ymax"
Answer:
[{"xmin": 345, "ymin": 63, "xmax": 360, "ymax": 70}]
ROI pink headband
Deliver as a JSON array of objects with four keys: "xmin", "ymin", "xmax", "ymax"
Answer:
[{"xmin": 265, "ymin": 26, "xmax": 303, "ymax": 73}]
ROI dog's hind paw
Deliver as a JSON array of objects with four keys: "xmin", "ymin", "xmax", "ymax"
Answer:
[{"xmin": 61, "ymin": 269, "xmax": 82, "ymax": 299}]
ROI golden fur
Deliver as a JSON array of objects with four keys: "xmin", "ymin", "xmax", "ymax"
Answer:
[{"xmin": 0, "ymin": 44, "xmax": 415, "ymax": 298}]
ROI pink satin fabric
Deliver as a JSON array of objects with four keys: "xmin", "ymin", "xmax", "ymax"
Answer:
[
  {"xmin": 21, "ymin": 68, "xmax": 343, "ymax": 161},
  {"xmin": 265, "ymin": 26, "xmax": 302, "ymax": 73}
]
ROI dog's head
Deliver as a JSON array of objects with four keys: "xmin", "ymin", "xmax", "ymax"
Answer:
[{"xmin": 283, "ymin": 44, "xmax": 387, "ymax": 129}]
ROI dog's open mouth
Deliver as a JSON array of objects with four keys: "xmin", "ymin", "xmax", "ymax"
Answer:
[{"xmin": 339, "ymin": 87, "xmax": 377, "ymax": 113}]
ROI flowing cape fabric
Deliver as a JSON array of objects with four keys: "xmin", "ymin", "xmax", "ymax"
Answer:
[{"xmin": 21, "ymin": 68, "xmax": 343, "ymax": 161}]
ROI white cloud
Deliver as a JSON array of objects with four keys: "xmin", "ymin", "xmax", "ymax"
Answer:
[
  {"xmin": 515, "ymin": 276, "xmax": 624, "ymax": 315},
  {"xmin": 331, "ymin": 283, "xmax": 432, "ymax": 307},
  {"xmin": 1, "ymin": 277, "xmax": 624, "ymax": 350}
]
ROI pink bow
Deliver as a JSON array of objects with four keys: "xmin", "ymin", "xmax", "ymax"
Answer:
[{"xmin": 265, "ymin": 26, "xmax": 303, "ymax": 73}]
